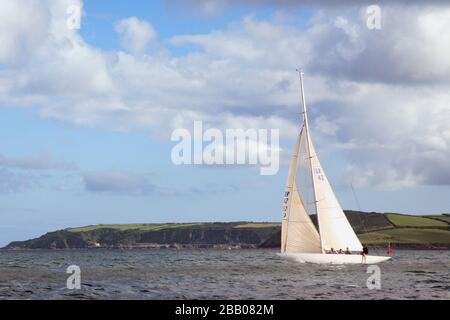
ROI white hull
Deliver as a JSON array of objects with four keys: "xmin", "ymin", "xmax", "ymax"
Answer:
[{"xmin": 279, "ymin": 253, "xmax": 391, "ymax": 265}]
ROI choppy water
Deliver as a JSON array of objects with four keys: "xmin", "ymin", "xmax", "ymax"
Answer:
[{"xmin": 0, "ymin": 249, "xmax": 448, "ymax": 300}]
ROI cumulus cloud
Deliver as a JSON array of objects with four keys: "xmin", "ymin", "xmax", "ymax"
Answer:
[
  {"xmin": 0, "ymin": 0, "xmax": 50, "ymax": 65},
  {"xmin": 170, "ymin": 0, "xmax": 450, "ymax": 15},
  {"xmin": 1, "ymin": 0, "xmax": 450, "ymax": 189},
  {"xmin": 115, "ymin": 17, "xmax": 157, "ymax": 54},
  {"xmin": 165, "ymin": 0, "xmax": 448, "ymax": 17},
  {"xmin": 307, "ymin": 8, "xmax": 450, "ymax": 84}
]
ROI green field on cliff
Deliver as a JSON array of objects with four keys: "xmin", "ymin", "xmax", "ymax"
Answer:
[
  {"xmin": 358, "ymin": 228, "xmax": 450, "ymax": 245},
  {"xmin": 67, "ymin": 223, "xmax": 200, "ymax": 233},
  {"xmin": 67, "ymin": 222, "xmax": 280, "ymax": 233},
  {"xmin": 386, "ymin": 213, "xmax": 448, "ymax": 227}
]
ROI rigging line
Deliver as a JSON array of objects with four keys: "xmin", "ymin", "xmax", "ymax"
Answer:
[
  {"xmin": 350, "ymin": 182, "xmax": 368, "ymax": 234},
  {"xmin": 350, "ymin": 183, "xmax": 383, "ymax": 253}
]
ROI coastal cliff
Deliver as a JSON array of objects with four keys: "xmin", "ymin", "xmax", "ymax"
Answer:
[{"xmin": 4, "ymin": 211, "xmax": 450, "ymax": 250}]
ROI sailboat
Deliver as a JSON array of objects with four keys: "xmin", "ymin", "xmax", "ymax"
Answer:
[{"xmin": 279, "ymin": 70, "xmax": 391, "ymax": 264}]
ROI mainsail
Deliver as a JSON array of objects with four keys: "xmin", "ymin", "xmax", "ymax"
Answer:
[
  {"xmin": 309, "ymin": 141, "xmax": 363, "ymax": 252},
  {"xmin": 281, "ymin": 71, "xmax": 362, "ymax": 254}
]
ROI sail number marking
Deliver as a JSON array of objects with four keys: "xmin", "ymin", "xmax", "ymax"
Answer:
[
  {"xmin": 314, "ymin": 168, "xmax": 325, "ymax": 181},
  {"xmin": 282, "ymin": 191, "xmax": 290, "ymax": 218}
]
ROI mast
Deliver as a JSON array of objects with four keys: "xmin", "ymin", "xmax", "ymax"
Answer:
[{"xmin": 297, "ymin": 69, "xmax": 324, "ymax": 253}]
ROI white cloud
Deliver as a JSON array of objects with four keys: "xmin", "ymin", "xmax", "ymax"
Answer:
[
  {"xmin": 172, "ymin": 0, "xmax": 450, "ymax": 13},
  {"xmin": 0, "ymin": 0, "xmax": 50, "ymax": 65},
  {"xmin": 1, "ymin": 1, "xmax": 450, "ymax": 189},
  {"xmin": 115, "ymin": 17, "xmax": 157, "ymax": 54}
]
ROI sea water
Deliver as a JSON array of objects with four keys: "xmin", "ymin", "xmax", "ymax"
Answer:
[{"xmin": 0, "ymin": 249, "xmax": 448, "ymax": 299}]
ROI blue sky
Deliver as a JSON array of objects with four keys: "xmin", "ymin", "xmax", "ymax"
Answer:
[{"xmin": 1, "ymin": 0, "xmax": 450, "ymax": 246}]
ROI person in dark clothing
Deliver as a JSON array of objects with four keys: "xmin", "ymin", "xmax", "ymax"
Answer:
[
  {"xmin": 345, "ymin": 247, "xmax": 352, "ymax": 254},
  {"xmin": 362, "ymin": 245, "xmax": 369, "ymax": 255},
  {"xmin": 361, "ymin": 244, "xmax": 369, "ymax": 263}
]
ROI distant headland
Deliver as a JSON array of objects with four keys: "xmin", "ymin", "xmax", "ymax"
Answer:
[{"xmin": 4, "ymin": 211, "xmax": 450, "ymax": 250}]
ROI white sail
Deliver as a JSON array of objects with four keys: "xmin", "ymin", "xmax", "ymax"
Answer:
[
  {"xmin": 285, "ymin": 183, "xmax": 322, "ymax": 253},
  {"xmin": 281, "ymin": 130, "xmax": 321, "ymax": 253},
  {"xmin": 279, "ymin": 70, "xmax": 390, "ymax": 264},
  {"xmin": 308, "ymin": 136, "xmax": 363, "ymax": 252}
]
